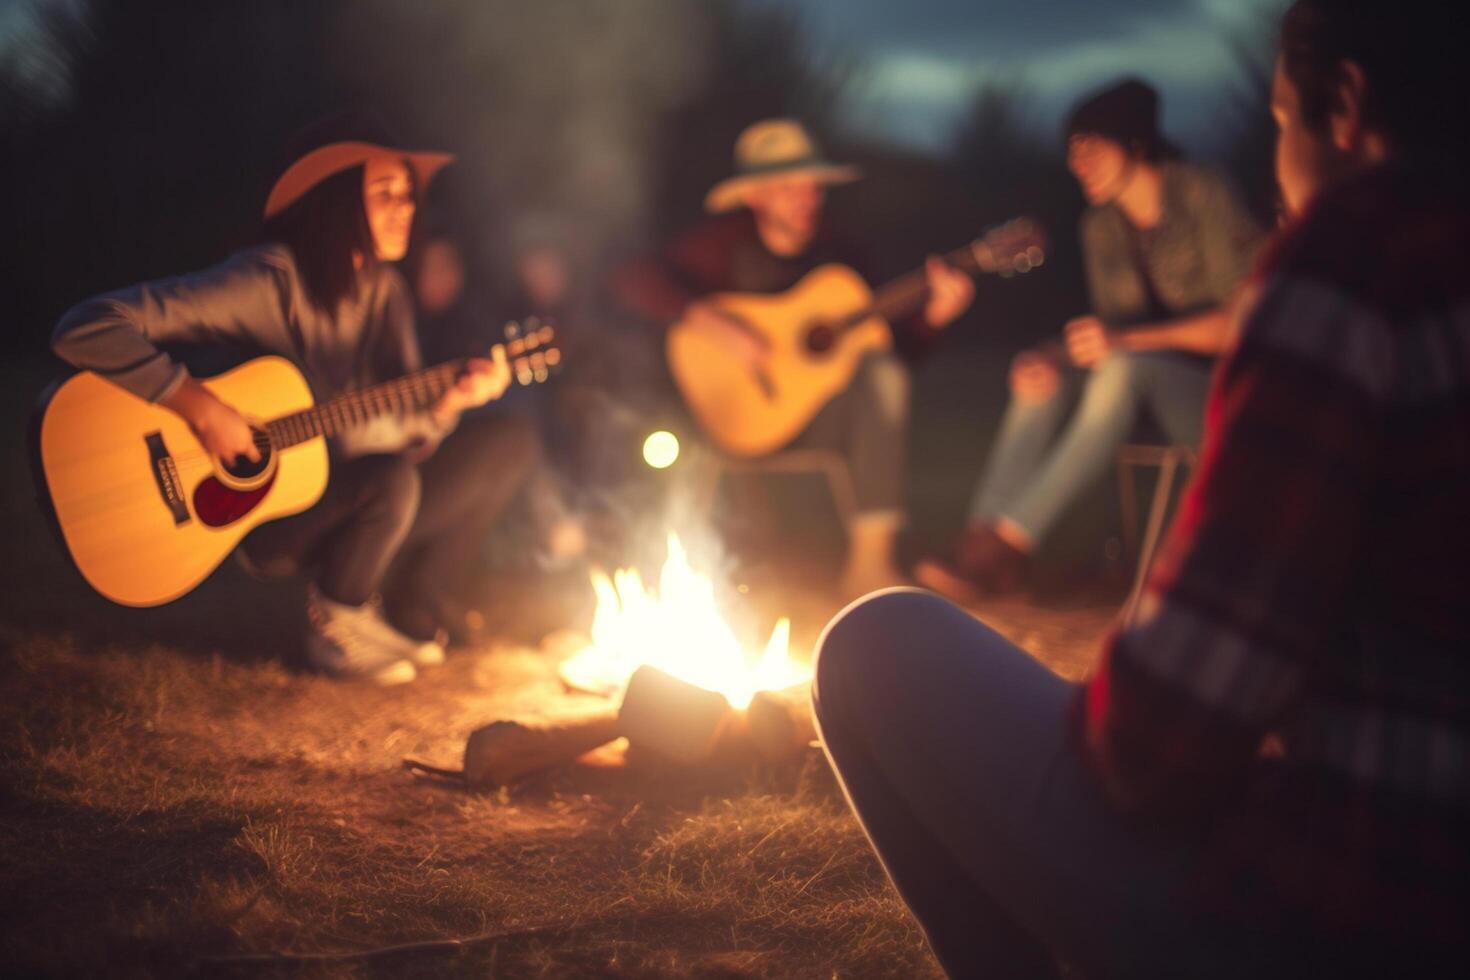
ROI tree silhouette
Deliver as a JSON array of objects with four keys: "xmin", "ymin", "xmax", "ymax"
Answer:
[{"xmin": 1215, "ymin": 7, "xmax": 1284, "ymax": 226}]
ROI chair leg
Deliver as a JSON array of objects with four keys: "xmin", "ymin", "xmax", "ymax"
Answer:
[
  {"xmin": 1118, "ymin": 459, "xmax": 1139, "ymax": 560},
  {"xmin": 1124, "ymin": 452, "xmax": 1182, "ymax": 621}
]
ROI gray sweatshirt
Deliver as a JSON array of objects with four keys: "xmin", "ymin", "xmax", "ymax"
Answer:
[
  {"xmin": 1080, "ymin": 161, "xmax": 1265, "ymax": 327},
  {"xmin": 51, "ymin": 244, "xmax": 453, "ymax": 457}
]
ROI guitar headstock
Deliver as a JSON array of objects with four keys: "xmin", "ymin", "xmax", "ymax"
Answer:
[
  {"xmin": 970, "ymin": 218, "xmax": 1047, "ymax": 277},
  {"xmin": 498, "ymin": 318, "xmax": 562, "ymax": 386}
]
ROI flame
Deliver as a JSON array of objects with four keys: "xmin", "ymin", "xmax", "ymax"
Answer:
[{"xmin": 558, "ymin": 534, "xmax": 807, "ymax": 709}]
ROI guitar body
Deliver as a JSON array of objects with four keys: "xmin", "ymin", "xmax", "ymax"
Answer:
[
  {"xmin": 38, "ymin": 357, "xmax": 327, "ymax": 606},
  {"xmin": 666, "ymin": 263, "xmax": 891, "ymax": 457}
]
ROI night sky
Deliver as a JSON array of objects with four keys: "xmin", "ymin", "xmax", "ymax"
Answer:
[{"xmin": 759, "ymin": 0, "xmax": 1284, "ymax": 153}]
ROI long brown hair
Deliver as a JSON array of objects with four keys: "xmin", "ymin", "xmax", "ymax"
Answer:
[{"xmin": 263, "ymin": 165, "xmax": 376, "ymax": 313}]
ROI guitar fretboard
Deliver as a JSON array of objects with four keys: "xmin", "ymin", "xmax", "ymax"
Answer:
[
  {"xmin": 264, "ymin": 361, "xmax": 466, "ymax": 449},
  {"xmin": 836, "ymin": 221, "xmax": 1043, "ymax": 333},
  {"xmin": 868, "ymin": 242, "xmax": 991, "ymax": 324}
]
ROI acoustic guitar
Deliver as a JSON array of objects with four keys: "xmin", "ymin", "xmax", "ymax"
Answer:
[
  {"xmin": 35, "ymin": 322, "xmax": 559, "ymax": 607},
  {"xmin": 666, "ymin": 219, "xmax": 1046, "ymax": 457}
]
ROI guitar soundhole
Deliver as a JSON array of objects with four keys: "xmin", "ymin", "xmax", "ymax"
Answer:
[
  {"xmin": 220, "ymin": 432, "xmax": 273, "ymax": 481},
  {"xmin": 804, "ymin": 323, "xmax": 837, "ymax": 354},
  {"xmin": 194, "ymin": 472, "xmax": 276, "ymax": 528}
]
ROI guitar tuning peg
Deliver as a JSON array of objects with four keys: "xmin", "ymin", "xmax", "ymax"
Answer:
[
  {"xmin": 504, "ymin": 321, "xmax": 521, "ymax": 339},
  {"xmin": 544, "ymin": 347, "xmax": 562, "ymax": 367}
]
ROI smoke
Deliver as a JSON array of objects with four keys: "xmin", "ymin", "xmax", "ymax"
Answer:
[{"xmin": 330, "ymin": 0, "xmax": 708, "ymax": 251}]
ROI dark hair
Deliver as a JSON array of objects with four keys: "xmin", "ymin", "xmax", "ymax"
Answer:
[
  {"xmin": 1281, "ymin": 0, "xmax": 1469, "ymax": 160},
  {"xmin": 1065, "ymin": 78, "xmax": 1180, "ymax": 164},
  {"xmin": 263, "ymin": 165, "xmax": 375, "ymax": 313}
]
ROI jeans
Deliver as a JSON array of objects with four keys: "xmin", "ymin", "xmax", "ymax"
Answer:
[
  {"xmin": 969, "ymin": 352, "xmax": 1213, "ymax": 544},
  {"xmin": 792, "ymin": 351, "xmax": 909, "ymax": 518},
  {"xmin": 813, "ymin": 590, "xmax": 1293, "ymax": 979},
  {"xmin": 241, "ymin": 413, "xmax": 539, "ymax": 610}
]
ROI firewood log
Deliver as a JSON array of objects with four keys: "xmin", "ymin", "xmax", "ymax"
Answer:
[
  {"xmin": 463, "ymin": 710, "xmax": 620, "ymax": 788},
  {"xmin": 746, "ymin": 682, "xmax": 817, "ymax": 763},
  {"xmin": 618, "ymin": 666, "xmax": 736, "ymax": 764}
]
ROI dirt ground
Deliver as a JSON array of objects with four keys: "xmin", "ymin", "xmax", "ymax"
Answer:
[{"xmin": 0, "ymin": 359, "xmax": 1122, "ymax": 977}]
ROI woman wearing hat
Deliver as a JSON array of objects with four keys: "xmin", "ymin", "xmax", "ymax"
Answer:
[
  {"xmin": 615, "ymin": 118, "xmax": 975, "ymax": 598},
  {"xmin": 917, "ymin": 79, "xmax": 1265, "ymax": 600},
  {"xmin": 52, "ymin": 115, "xmax": 539, "ymax": 684}
]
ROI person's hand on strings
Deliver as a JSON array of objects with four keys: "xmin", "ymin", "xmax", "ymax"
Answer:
[
  {"xmin": 923, "ymin": 255, "xmax": 975, "ymax": 328},
  {"xmin": 163, "ymin": 377, "xmax": 260, "ymax": 465},
  {"xmin": 432, "ymin": 345, "xmax": 513, "ymax": 426}
]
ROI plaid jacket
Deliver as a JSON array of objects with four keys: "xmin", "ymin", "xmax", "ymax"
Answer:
[{"xmin": 1082, "ymin": 162, "xmax": 1470, "ymax": 949}]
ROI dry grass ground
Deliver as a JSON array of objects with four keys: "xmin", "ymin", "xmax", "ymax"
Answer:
[
  {"xmin": 0, "ymin": 360, "xmax": 1119, "ymax": 977},
  {"xmin": 0, "ymin": 585, "xmax": 1114, "ymax": 978}
]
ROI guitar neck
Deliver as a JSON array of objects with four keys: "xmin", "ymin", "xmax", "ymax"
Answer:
[
  {"xmin": 263, "ymin": 320, "xmax": 559, "ymax": 449},
  {"xmin": 264, "ymin": 361, "xmax": 466, "ymax": 449},
  {"xmin": 868, "ymin": 242, "xmax": 987, "ymax": 323}
]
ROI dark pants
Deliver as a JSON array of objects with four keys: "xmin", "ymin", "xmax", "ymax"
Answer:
[
  {"xmin": 792, "ymin": 351, "xmax": 909, "ymax": 516},
  {"xmin": 242, "ymin": 414, "xmax": 539, "ymax": 615},
  {"xmin": 812, "ymin": 590, "xmax": 1294, "ymax": 979}
]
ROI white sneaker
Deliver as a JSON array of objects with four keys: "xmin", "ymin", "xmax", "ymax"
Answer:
[
  {"xmin": 361, "ymin": 594, "xmax": 446, "ymax": 668},
  {"xmin": 305, "ymin": 588, "xmax": 417, "ymax": 685}
]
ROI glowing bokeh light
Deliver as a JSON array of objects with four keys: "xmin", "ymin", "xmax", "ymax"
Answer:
[{"xmin": 642, "ymin": 430, "xmax": 680, "ymax": 469}]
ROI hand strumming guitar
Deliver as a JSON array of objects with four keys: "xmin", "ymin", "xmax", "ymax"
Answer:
[
  {"xmin": 163, "ymin": 377, "xmax": 260, "ymax": 464},
  {"xmin": 430, "ymin": 345, "xmax": 513, "ymax": 427},
  {"xmin": 922, "ymin": 255, "xmax": 976, "ymax": 328},
  {"xmin": 682, "ymin": 300, "xmax": 770, "ymax": 371}
]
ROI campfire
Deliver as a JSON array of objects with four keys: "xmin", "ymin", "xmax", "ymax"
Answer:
[
  {"xmin": 457, "ymin": 534, "xmax": 819, "ymax": 787},
  {"xmin": 558, "ymin": 533, "xmax": 807, "ymax": 710}
]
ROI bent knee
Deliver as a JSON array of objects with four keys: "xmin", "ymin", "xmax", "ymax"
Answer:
[
  {"xmin": 1091, "ymin": 350, "xmax": 1139, "ymax": 381},
  {"xmin": 813, "ymin": 588, "xmax": 955, "ymax": 711},
  {"xmin": 360, "ymin": 455, "xmax": 422, "ymax": 521},
  {"xmin": 1078, "ymin": 351, "xmax": 1146, "ymax": 404}
]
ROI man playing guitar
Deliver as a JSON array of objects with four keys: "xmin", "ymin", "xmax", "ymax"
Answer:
[{"xmin": 615, "ymin": 119, "xmax": 975, "ymax": 598}]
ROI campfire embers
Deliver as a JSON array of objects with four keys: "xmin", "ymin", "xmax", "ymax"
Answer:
[{"xmin": 463, "ymin": 666, "xmax": 817, "ymax": 788}]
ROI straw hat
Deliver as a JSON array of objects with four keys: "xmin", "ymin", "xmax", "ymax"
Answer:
[
  {"xmin": 704, "ymin": 118, "xmax": 860, "ymax": 214},
  {"xmin": 264, "ymin": 112, "xmax": 454, "ymax": 220}
]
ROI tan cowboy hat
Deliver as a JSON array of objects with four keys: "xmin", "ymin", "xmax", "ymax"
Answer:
[
  {"xmin": 704, "ymin": 118, "xmax": 860, "ymax": 214},
  {"xmin": 264, "ymin": 112, "xmax": 454, "ymax": 220}
]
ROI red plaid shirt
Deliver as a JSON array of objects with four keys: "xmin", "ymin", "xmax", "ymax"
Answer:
[{"xmin": 1082, "ymin": 162, "xmax": 1470, "ymax": 950}]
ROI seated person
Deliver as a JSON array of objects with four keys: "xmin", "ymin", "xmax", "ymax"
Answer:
[
  {"xmin": 614, "ymin": 119, "xmax": 975, "ymax": 598},
  {"xmin": 814, "ymin": 2, "xmax": 1469, "ymax": 975},
  {"xmin": 918, "ymin": 78, "xmax": 1264, "ymax": 600},
  {"xmin": 52, "ymin": 115, "xmax": 539, "ymax": 684}
]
